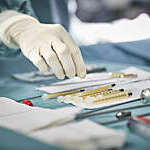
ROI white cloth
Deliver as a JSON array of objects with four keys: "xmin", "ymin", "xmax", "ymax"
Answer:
[
  {"xmin": 0, "ymin": 97, "xmax": 125, "ymax": 150},
  {"xmin": 0, "ymin": 10, "xmax": 38, "ymax": 48},
  {"xmin": 70, "ymin": 13, "xmax": 150, "ymax": 45}
]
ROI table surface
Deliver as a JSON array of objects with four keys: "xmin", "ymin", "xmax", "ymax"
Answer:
[{"xmin": 0, "ymin": 62, "xmax": 150, "ymax": 150}]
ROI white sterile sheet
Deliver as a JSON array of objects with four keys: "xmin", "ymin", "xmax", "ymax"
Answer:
[
  {"xmin": 30, "ymin": 120, "xmax": 125, "ymax": 150},
  {"xmin": 0, "ymin": 97, "xmax": 80, "ymax": 133},
  {"xmin": 37, "ymin": 67, "xmax": 150, "ymax": 93},
  {"xmin": 36, "ymin": 67, "xmax": 150, "ymax": 109},
  {"xmin": 0, "ymin": 97, "xmax": 125, "ymax": 150}
]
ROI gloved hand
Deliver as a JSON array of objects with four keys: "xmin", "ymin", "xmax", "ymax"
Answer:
[{"xmin": 0, "ymin": 11, "xmax": 86, "ymax": 79}]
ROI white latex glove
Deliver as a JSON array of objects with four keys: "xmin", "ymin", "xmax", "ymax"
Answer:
[{"xmin": 0, "ymin": 11, "xmax": 86, "ymax": 79}]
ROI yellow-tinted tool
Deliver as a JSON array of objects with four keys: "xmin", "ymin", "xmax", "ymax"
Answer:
[
  {"xmin": 80, "ymin": 84, "xmax": 116, "ymax": 97},
  {"xmin": 109, "ymin": 72, "xmax": 137, "ymax": 78},
  {"xmin": 91, "ymin": 89, "xmax": 124, "ymax": 97},
  {"xmin": 42, "ymin": 89, "xmax": 85, "ymax": 100},
  {"xmin": 93, "ymin": 91, "xmax": 132, "ymax": 105}
]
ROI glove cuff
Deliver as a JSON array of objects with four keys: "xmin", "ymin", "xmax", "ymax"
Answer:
[{"xmin": 0, "ymin": 10, "xmax": 39, "ymax": 49}]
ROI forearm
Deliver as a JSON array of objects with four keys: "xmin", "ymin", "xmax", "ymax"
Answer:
[
  {"xmin": 0, "ymin": 0, "xmax": 37, "ymax": 56},
  {"xmin": 0, "ymin": 10, "xmax": 39, "ymax": 48}
]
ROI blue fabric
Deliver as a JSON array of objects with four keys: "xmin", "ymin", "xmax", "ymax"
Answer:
[
  {"xmin": 31, "ymin": 0, "xmax": 69, "ymax": 29},
  {"xmin": 0, "ymin": 0, "xmax": 36, "ymax": 16},
  {"xmin": 0, "ymin": 126, "xmax": 62, "ymax": 150},
  {"xmin": 80, "ymin": 39, "xmax": 150, "ymax": 66}
]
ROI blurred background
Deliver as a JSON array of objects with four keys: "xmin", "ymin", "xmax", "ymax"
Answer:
[{"xmin": 68, "ymin": 0, "xmax": 150, "ymax": 45}]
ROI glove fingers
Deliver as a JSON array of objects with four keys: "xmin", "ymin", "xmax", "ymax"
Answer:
[
  {"xmin": 34, "ymin": 59, "xmax": 49, "ymax": 72},
  {"xmin": 60, "ymin": 30, "xmax": 86, "ymax": 78},
  {"xmin": 40, "ymin": 46, "xmax": 65, "ymax": 79},
  {"xmin": 51, "ymin": 40, "xmax": 76, "ymax": 78},
  {"xmin": 28, "ymin": 48, "xmax": 49, "ymax": 72}
]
